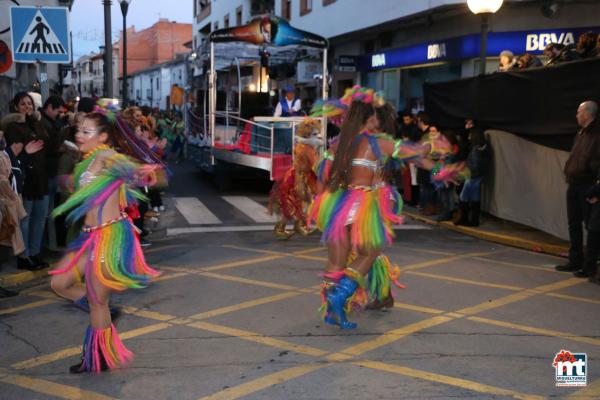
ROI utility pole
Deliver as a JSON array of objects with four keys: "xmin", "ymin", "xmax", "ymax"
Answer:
[{"xmin": 103, "ymin": 0, "xmax": 114, "ymax": 97}]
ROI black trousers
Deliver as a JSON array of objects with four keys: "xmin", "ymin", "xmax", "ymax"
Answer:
[
  {"xmin": 583, "ymin": 229, "xmax": 600, "ymax": 275},
  {"xmin": 566, "ymin": 184, "xmax": 591, "ymax": 266}
]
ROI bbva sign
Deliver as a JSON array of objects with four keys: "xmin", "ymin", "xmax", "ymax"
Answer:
[{"xmin": 525, "ymin": 32, "xmax": 575, "ymax": 51}]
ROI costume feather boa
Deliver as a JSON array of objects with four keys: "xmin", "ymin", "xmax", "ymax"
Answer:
[{"xmin": 52, "ymin": 150, "xmax": 155, "ymax": 222}]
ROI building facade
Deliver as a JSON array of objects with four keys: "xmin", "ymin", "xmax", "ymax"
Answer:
[
  {"xmin": 129, "ymin": 57, "xmax": 188, "ymax": 110},
  {"xmin": 72, "ymin": 46, "xmax": 119, "ymax": 99},
  {"xmin": 191, "ymin": 0, "xmax": 600, "ymax": 113},
  {"xmin": 0, "ymin": 0, "xmax": 74, "ymax": 115},
  {"xmin": 117, "ymin": 19, "xmax": 192, "ymax": 79}
]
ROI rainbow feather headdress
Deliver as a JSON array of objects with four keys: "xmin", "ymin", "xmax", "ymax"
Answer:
[
  {"xmin": 92, "ymin": 98, "xmax": 167, "ymax": 168},
  {"xmin": 310, "ymin": 85, "xmax": 385, "ymax": 126}
]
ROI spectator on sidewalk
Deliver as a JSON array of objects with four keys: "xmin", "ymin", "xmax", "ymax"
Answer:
[
  {"xmin": 0, "ymin": 130, "xmax": 28, "ymax": 258},
  {"xmin": 544, "ymin": 43, "xmax": 581, "ymax": 66},
  {"xmin": 576, "ymin": 31, "xmax": 598, "ymax": 59},
  {"xmin": 582, "ymin": 168, "xmax": 600, "ymax": 283},
  {"xmin": 416, "ymin": 112, "xmax": 436, "ymax": 215},
  {"xmin": 76, "ymin": 97, "xmax": 96, "ymax": 114},
  {"xmin": 398, "ymin": 111, "xmax": 420, "ymax": 142},
  {"xmin": 455, "ymin": 129, "xmax": 491, "ymax": 227},
  {"xmin": 516, "ymin": 53, "xmax": 543, "ymax": 70},
  {"xmin": 436, "ymin": 129, "xmax": 460, "ymax": 222},
  {"xmin": 55, "ymin": 113, "xmax": 83, "ymax": 246},
  {"xmin": 498, "ymin": 50, "xmax": 517, "ymax": 71},
  {"xmin": 397, "ymin": 111, "xmax": 420, "ymax": 205},
  {"xmin": 556, "ymin": 101, "xmax": 600, "ymax": 273},
  {"xmin": 40, "ymin": 96, "xmax": 66, "ymax": 250},
  {"xmin": 3, "ymin": 92, "xmax": 49, "ymax": 270}
]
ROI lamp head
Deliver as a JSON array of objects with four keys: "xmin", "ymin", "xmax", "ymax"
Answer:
[
  {"xmin": 467, "ymin": 0, "xmax": 503, "ymax": 14},
  {"xmin": 120, "ymin": 0, "xmax": 131, "ymax": 16}
]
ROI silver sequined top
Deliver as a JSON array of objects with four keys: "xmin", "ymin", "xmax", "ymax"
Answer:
[{"xmin": 78, "ymin": 170, "xmax": 98, "ymax": 187}]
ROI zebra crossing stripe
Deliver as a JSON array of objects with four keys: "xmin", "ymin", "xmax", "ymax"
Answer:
[
  {"xmin": 174, "ymin": 197, "xmax": 222, "ymax": 225},
  {"xmin": 221, "ymin": 196, "xmax": 277, "ymax": 223}
]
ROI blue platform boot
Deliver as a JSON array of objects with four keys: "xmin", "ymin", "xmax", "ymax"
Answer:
[{"xmin": 325, "ymin": 276, "xmax": 359, "ymax": 329}]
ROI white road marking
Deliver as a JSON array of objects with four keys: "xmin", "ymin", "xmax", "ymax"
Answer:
[
  {"xmin": 173, "ymin": 197, "xmax": 222, "ymax": 225},
  {"xmin": 222, "ymin": 196, "xmax": 278, "ymax": 223},
  {"xmin": 167, "ymin": 224, "xmax": 430, "ymax": 236}
]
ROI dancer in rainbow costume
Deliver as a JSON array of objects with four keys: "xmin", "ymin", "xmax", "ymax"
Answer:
[
  {"xmin": 268, "ymin": 119, "xmax": 322, "ymax": 239},
  {"xmin": 49, "ymin": 103, "xmax": 161, "ymax": 373},
  {"xmin": 310, "ymin": 86, "xmax": 465, "ymax": 329}
]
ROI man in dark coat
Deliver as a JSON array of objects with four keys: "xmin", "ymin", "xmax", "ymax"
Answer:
[
  {"xmin": 556, "ymin": 101, "xmax": 600, "ymax": 274},
  {"xmin": 584, "ymin": 170, "xmax": 600, "ymax": 284}
]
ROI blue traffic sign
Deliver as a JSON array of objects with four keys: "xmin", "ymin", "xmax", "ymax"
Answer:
[{"xmin": 9, "ymin": 6, "xmax": 70, "ymax": 63}]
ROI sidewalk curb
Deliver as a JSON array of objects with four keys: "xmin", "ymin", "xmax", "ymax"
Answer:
[
  {"xmin": 403, "ymin": 211, "xmax": 569, "ymax": 258},
  {"xmin": 0, "ymin": 268, "xmax": 50, "ymax": 288}
]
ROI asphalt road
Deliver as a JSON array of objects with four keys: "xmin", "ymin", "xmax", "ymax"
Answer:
[{"xmin": 1, "ymin": 161, "xmax": 599, "ymax": 400}]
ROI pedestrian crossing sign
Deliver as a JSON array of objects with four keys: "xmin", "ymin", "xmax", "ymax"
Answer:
[{"xmin": 9, "ymin": 6, "xmax": 70, "ymax": 63}]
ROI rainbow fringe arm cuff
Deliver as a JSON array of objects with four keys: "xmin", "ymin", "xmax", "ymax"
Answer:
[
  {"xmin": 430, "ymin": 161, "xmax": 471, "ymax": 189},
  {"xmin": 78, "ymin": 324, "xmax": 133, "ymax": 373}
]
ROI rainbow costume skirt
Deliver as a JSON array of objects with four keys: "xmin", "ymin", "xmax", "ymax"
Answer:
[
  {"xmin": 50, "ymin": 213, "xmax": 160, "ymax": 303},
  {"xmin": 309, "ymin": 183, "xmax": 404, "ymax": 251}
]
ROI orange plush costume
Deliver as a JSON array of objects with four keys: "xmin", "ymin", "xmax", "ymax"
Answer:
[{"xmin": 268, "ymin": 119, "xmax": 321, "ymax": 239}]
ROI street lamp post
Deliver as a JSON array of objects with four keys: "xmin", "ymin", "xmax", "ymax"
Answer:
[
  {"xmin": 467, "ymin": 0, "xmax": 504, "ymax": 75},
  {"xmin": 120, "ymin": 0, "xmax": 131, "ymax": 106},
  {"xmin": 103, "ymin": 0, "xmax": 113, "ymax": 97}
]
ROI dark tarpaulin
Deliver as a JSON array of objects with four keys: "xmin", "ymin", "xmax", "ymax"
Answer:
[{"xmin": 423, "ymin": 58, "xmax": 600, "ymax": 151}]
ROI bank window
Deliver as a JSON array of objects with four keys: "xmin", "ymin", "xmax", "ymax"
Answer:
[
  {"xmin": 323, "ymin": 0, "xmax": 335, "ymax": 5},
  {"xmin": 236, "ymin": 6, "xmax": 242, "ymax": 25},
  {"xmin": 300, "ymin": 0, "xmax": 312, "ymax": 16},
  {"xmin": 156, "ymin": 78, "xmax": 159, "ymax": 90},
  {"xmin": 281, "ymin": 0, "xmax": 291, "ymax": 20},
  {"xmin": 213, "ymin": 21, "xmax": 219, "ymax": 31},
  {"xmin": 224, "ymin": 14, "xmax": 229, "ymax": 28}
]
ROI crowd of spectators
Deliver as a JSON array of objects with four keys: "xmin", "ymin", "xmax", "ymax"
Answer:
[
  {"xmin": 0, "ymin": 95, "xmax": 184, "ymax": 298},
  {"xmin": 394, "ymin": 111, "xmax": 491, "ymax": 227},
  {"xmin": 498, "ymin": 30, "xmax": 599, "ymax": 72},
  {"xmin": 396, "ymin": 101, "xmax": 599, "ymax": 284}
]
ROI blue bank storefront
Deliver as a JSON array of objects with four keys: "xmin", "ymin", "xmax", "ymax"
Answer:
[{"xmin": 355, "ymin": 26, "xmax": 598, "ymax": 113}]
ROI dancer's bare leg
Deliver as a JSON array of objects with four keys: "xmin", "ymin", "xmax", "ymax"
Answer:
[
  {"xmin": 326, "ymin": 226, "xmax": 351, "ymax": 273},
  {"xmin": 50, "ymin": 254, "xmax": 86, "ymax": 301},
  {"xmin": 350, "ymin": 246, "xmax": 381, "ymax": 276},
  {"xmin": 88, "ymin": 267, "xmax": 112, "ymax": 328}
]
